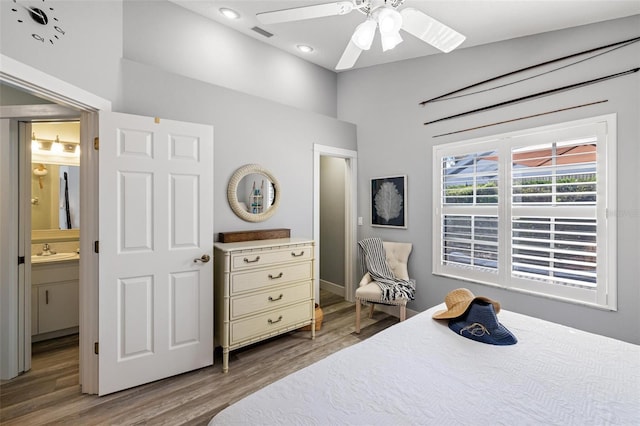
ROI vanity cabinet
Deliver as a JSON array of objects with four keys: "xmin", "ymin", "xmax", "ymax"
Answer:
[
  {"xmin": 31, "ymin": 260, "xmax": 79, "ymax": 340},
  {"xmin": 214, "ymin": 238, "xmax": 315, "ymax": 372}
]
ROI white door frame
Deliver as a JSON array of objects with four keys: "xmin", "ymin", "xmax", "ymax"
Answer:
[
  {"xmin": 313, "ymin": 144, "xmax": 358, "ymax": 303},
  {"xmin": 0, "ymin": 54, "xmax": 110, "ymax": 393}
]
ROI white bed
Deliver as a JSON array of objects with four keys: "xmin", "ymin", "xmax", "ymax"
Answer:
[{"xmin": 210, "ymin": 304, "xmax": 640, "ymax": 425}]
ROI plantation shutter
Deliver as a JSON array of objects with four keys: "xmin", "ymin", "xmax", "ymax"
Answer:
[
  {"xmin": 440, "ymin": 151, "xmax": 499, "ymax": 272},
  {"xmin": 433, "ymin": 116, "xmax": 614, "ymax": 308},
  {"xmin": 510, "ymin": 138, "xmax": 598, "ymax": 288}
]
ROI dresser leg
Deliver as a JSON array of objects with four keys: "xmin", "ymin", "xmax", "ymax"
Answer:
[{"xmin": 222, "ymin": 347, "xmax": 229, "ymax": 373}]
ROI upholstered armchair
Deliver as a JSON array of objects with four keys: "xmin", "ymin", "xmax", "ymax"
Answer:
[{"xmin": 355, "ymin": 241, "xmax": 413, "ymax": 333}]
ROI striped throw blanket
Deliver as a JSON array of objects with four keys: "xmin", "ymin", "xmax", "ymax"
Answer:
[{"xmin": 358, "ymin": 238, "xmax": 415, "ymax": 302}]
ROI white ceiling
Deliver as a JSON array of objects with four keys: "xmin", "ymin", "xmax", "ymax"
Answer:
[{"xmin": 169, "ymin": 0, "xmax": 640, "ymax": 72}]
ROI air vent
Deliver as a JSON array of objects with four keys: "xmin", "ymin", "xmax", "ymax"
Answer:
[{"xmin": 251, "ymin": 26, "xmax": 273, "ymax": 38}]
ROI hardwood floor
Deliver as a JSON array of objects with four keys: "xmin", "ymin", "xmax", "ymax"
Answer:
[{"xmin": 1, "ymin": 290, "xmax": 398, "ymax": 425}]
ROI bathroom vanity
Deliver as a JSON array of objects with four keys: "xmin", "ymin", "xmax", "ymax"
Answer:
[{"xmin": 31, "ymin": 255, "xmax": 79, "ymax": 341}]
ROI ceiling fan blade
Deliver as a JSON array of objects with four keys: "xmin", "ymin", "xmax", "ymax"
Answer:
[
  {"xmin": 257, "ymin": 1, "xmax": 355, "ymax": 25},
  {"xmin": 400, "ymin": 8, "xmax": 466, "ymax": 53},
  {"xmin": 335, "ymin": 40, "xmax": 363, "ymax": 70}
]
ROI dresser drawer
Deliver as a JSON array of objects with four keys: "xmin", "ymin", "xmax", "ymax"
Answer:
[
  {"xmin": 230, "ymin": 302, "xmax": 312, "ymax": 345},
  {"xmin": 230, "ymin": 246, "xmax": 312, "ymax": 271},
  {"xmin": 230, "ymin": 281, "xmax": 312, "ymax": 320},
  {"xmin": 231, "ymin": 262, "xmax": 312, "ymax": 295}
]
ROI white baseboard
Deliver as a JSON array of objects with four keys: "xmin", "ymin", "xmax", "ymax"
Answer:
[
  {"xmin": 31, "ymin": 326, "xmax": 79, "ymax": 343},
  {"xmin": 320, "ymin": 279, "xmax": 344, "ymax": 297}
]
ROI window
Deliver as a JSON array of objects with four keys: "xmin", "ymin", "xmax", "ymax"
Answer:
[{"xmin": 433, "ymin": 115, "xmax": 617, "ymax": 309}]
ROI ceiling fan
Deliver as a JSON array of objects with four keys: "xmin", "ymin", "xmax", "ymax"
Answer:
[{"xmin": 256, "ymin": 0, "xmax": 466, "ymax": 70}]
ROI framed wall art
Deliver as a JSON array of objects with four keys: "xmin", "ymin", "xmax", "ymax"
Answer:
[{"xmin": 370, "ymin": 175, "xmax": 407, "ymax": 228}]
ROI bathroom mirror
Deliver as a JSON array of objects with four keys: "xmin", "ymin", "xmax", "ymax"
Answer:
[
  {"xmin": 30, "ymin": 121, "xmax": 80, "ymax": 242},
  {"xmin": 228, "ymin": 164, "xmax": 280, "ymax": 222},
  {"xmin": 31, "ymin": 163, "xmax": 80, "ymax": 231}
]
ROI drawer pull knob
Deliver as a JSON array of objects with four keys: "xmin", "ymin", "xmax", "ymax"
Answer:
[
  {"xmin": 291, "ymin": 251, "xmax": 305, "ymax": 257},
  {"xmin": 268, "ymin": 294, "xmax": 284, "ymax": 302},
  {"xmin": 268, "ymin": 272, "xmax": 284, "ymax": 279},
  {"xmin": 268, "ymin": 315, "xmax": 283, "ymax": 325},
  {"xmin": 244, "ymin": 256, "xmax": 261, "ymax": 263}
]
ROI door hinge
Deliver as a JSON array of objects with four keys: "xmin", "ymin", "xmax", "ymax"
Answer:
[
  {"xmin": 94, "ymin": 342, "xmax": 99, "ymax": 355},
  {"xmin": 18, "ymin": 256, "xmax": 25, "ymax": 265},
  {"xmin": 94, "ymin": 241, "xmax": 99, "ymax": 253},
  {"xmin": 94, "ymin": 137, "xmax": 99, "ymax": 150}
]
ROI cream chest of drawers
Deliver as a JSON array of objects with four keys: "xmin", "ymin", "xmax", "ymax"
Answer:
[{"xmin": 214, "ymin": 237, "xmax": 315, "ymax": 372}]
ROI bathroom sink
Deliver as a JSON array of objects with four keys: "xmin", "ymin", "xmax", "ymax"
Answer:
[{"xmin": 31, "ymin": 252, "xmax": 79, "ymax": 264}]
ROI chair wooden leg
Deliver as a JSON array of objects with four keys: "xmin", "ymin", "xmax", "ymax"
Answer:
[
  {"xmin": 400, "ymin": 305, "xmax": 406, "ymax": 322},
  {"xmin": 368, "ymin": 303, "xmax": 375, "ymax": 319},
  {"xmin": 355, "ymin": 299, "xmax": 361, "ymax": 334}
]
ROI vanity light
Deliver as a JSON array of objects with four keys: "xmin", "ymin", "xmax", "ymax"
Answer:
[
  {"xmin": 31, "ymin": 134, "xmax": 80, "ymax": 166},
  {"xmin": 297, "ymin": 44, "xmax": 314, "ymax": 53},
  {"xmin": 31, "ymin": 132, "xmax": 41, "ymax": 152},
  {"xmin": 50, "ymin": 135, "xmax": 64, "ymax": 154},
  {"xmin": 219, "ymin": 7, "xmax": 240, "ymax": 20},
  {"xmin": 31, "ymin": 134, "xmax": 78, "ymax": 155}
]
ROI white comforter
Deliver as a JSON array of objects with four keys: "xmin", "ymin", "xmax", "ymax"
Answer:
[{"xmin": 211, "ymin": 304, "xmax": 640, "ymax": 425}]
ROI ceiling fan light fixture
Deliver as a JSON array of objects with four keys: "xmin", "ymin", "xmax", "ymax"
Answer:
[
  {"xmin": 381, "ymin": 31, "xmax": 403, "ymax": 51},
  {"xmin": 376, "ymin": 7, "xmax": 402, "ymax": 34},
  {"xmin": 351, "ymin": 19, "xmax": 377, "ymax": 50}
]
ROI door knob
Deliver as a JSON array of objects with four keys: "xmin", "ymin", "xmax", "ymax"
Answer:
[{"xmin": 194, "ymin": 254, "xmax": 211, "ymax": 263}]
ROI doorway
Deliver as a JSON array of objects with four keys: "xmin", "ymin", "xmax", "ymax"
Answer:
[
  {"xmin": 0, "ymin": 57, "xmax": 108, "ymax": 393},
  {"xmin": 29, "ymin": 120, "xmax": 81, "ymax": 356},
  {"xmin": 313, "ymin": 144, "xmax": 358, "ymax": 305},
  {"xmin": 2, "ymin": 57, "xmax": 215, "ymax": 396},
  {"xmin": 1, "ymin": 113, "xmax": 83, "ymax": 382},
  {"xmin": 319, "ymin": 156, "xmax": 346, "ymax": 298}
]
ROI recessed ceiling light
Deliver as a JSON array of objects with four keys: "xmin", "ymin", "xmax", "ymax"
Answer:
[
  {"xmin": 297, "ymin": 44, "xmax": 314, "ymax": 53},
  {"xmin": 219, "ymin": 8, "xmax": 240, "ymax": 20}
]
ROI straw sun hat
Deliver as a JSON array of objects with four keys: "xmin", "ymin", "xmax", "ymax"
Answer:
[{"xmin": 432, "ymin": 288, "xmax": 501, "ymax": 320}]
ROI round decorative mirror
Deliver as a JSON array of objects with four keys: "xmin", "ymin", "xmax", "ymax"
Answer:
[{"xmin": 227, "ymin": 164, "xmax": 280, "ymax": 222}]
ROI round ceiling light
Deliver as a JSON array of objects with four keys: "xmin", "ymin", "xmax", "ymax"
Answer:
[
  {"xmin": 219, "ymin": 8, "xmax": 240, "ymax": 20},
  {"xmin": 297, "ymin": 44, "xmax": 314, "ymax": 53}
]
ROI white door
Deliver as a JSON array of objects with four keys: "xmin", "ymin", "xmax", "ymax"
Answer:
[{"xmin": 98, "ymin": 112, "xmax": 214, "ymax": 395}]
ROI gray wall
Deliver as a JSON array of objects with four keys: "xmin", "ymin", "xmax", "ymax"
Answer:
[
  {"xmin": 320, "ymin": 156, "xmax": 346, "ymax": 287},
  {"xmin": 120, "ymin": 59, "xmax": 356, "ymax": 238},
  {"xmin": 123, "ymin": 0, "xmax": 338, "ymax": 117},
  {"xmin": 0, "ymin": 84, "xmax": 51, "ymax": 105},
  {"xmin": 1, "ymin": 0, "xmax": 356, "ymax": 240},
  {"xmin": 0, "ymin": 0, "xmax": 337, "ymax": 117},
  {"xmin": 0, "ymin": 1, "xmax": 123, "ymax": 104},
  {"xmin": 338, "ymin": 15, "xmax": 640, "ymax": 344}
]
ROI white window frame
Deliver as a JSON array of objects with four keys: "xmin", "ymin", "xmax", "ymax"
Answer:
[{"xmin": 432, "ymin": 114, "xmax": 617, "ymax": 310}]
